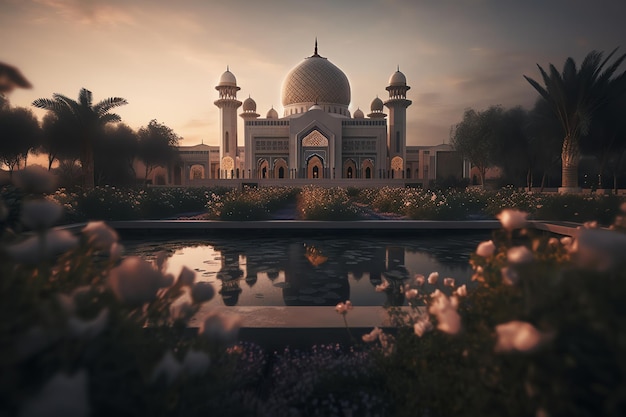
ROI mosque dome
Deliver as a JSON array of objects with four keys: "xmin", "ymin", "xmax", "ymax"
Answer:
[
  {"xmin": 281, "ymin": 46, "xmax": 351, "ymax": 108},
  {"xmin": 370, "ymin": 97, "xmax": 384, "ymax": 112},
  {"xmin": 388, "ymin": 69, "xmax": 407, "ymax": 86},
  {"xmin": 218, "ymin": 69, "xmax": 237, "ymax": 87},
  {"xmin": 266, "ymin": 107, "xmax": 279, "ymax": 119},
  {"xmin": 242, "ymin": 96, "xmax": 256, "ymax": 112},
  {"xmin": 353, "ymin": 108, "xmax": 364, "ymax": 119}
]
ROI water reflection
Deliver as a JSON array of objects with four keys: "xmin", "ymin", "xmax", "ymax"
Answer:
[{"xmin": 127, "ymin": 233, "xmax": 488, "ymax": 307}]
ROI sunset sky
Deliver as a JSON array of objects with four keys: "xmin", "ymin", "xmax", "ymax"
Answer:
[{"xmin": 2, "ymin": 0, "xmax": 626, "ymax": 147}]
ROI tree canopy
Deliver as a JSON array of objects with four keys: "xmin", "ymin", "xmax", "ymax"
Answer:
[
  {"xmin": 136, "ymin": 119, "xmax": 180, "ymax": 183},
  {"xmin": 0, "ymin": 106, "xmax": 41, "ymax": 173}
]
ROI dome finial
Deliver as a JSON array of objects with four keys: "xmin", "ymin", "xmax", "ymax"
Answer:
[
  {"xmin": 397, "ymin": 64, "xmax": 400, "ymax": 72},
  {"xmin": 227, "ymin": 65, "xmax": 229, "ymax": 72},
  {"xmin": 314, "ymin": 37, "xmax": 318, "ymax": 56}
]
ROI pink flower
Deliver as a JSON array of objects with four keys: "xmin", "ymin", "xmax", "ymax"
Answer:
[
  {"xmin": 573, "ymin": 228, "xmax": 626, "ymax": 271},
  {"xmin": 405, "ymin": 288, "xmax": 419, "ymax": 299},
  {"xmin": 497, "ymin": 209, "xmax": 528, "ymax": 231},
  {"xmin": 501, "ymin": 267, "xmax": 519, "ymax": 286},
  {"xmin": 375, "ymin": 278, "xmax": 390, "ymax": 292},
  {"xmin": 507, "ymin": 246, "xmax": 533, "ymax": 264},
  {"xmin": 199, "ymin": 311, "xmax": 241, "ymax": 346},
  {"xmin": 476, "ymin": 240, "xmax": 496, "ymax": 257},
  {"xmin": 443, "ymin": 277, "xmax": 455, "ymax": 287},
  {"xmin": 454, "ymin": 284, "xmax": 467, "ymax": 297},
  {"xmin": 108, "ymin": 257, "xmax": 171, "ymax": 306},
  {"xmin": 362, "ymin": 327, "xmax": 383, "ymax": 343},
  {"xmin": 429, "ymin": 290, "xmax": 461, "ymax": 335},
  {"xmin": 82, "ymin": 221, "xmax": 118, "ymax": 251},
  {"xmin": 427, "ymin": 272, "xmax": 439, "ymax": 284},
  {"xmin": 21, "ymin": 200, "xmax": 63, "ymax": 230},
  {"xmin": 494, "ymin": 321, "xmax": 546, "ymax": 352},
  {"xmin": 413, "ymin": 317, "xmax": 433, "ymax": 337},
  {"xmin": 335, "ymin": 300, "xmax": 353, "ymax": 315},
  {"xmin": 414, "ymin": 274, "xmax": 425, "ymax": 286}
]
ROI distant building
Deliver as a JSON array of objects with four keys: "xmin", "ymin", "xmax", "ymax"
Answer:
[{"xmin": 149, "ymin": 42, "xmax": 466, "ymax": 187}]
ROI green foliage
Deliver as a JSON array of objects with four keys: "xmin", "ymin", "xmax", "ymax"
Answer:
[{"xmin": 205, "ymin": 186, "xmax": 298, "ymax": 220}]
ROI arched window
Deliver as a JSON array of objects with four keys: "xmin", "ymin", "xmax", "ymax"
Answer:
[
  {"xmin": 278, "ymin": 166, "xmax": 285, "ymax": 178},
  {"xmin": 365, "ymin": 167, "xmax": 372, "ymax": 179},
  {"xmin": 406, "ymin": 168, "xmax": 411, "ymax": 179},
  {"xmin": 347, "ymin": 167, "xmax": 353, "ymax": 178},
  {"xmin": 313, "ymin": 166, "xmax": 319, "ymax": 178},
  {"xmin": 262, "ymin": 167, "xmax": 267, "ymax": 178}
]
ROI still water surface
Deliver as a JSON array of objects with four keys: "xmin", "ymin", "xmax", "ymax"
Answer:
[{"xmin": 125, "ymin": 232, "xmax": 489, "ymax": 307}]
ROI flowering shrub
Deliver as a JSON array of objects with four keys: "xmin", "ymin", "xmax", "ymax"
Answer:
[
  {"xmin": 362, "ymin": 207, "xmax": 626, "ymax": 416},
  {"xmin": 205, "ymin": 186, "xmax": 298, "ymax": 220},
  {"xmin": 297, "ymin": 186, "xmax": 361, "ymax": 220}
]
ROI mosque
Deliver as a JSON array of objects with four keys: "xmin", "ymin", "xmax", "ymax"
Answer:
[{"xmin": 151, "ymin": 42, "xmax": 466, "ymax": 186}]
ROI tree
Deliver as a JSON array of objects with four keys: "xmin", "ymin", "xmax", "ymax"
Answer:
[
  {"xmin": 36, "ymin": 113, "xmax": 80, "ymax": 170},
  {"xmin": 0, "ymin": 106, "xmax": 41, "ymax": 174},
  {"xmin": 525, "ymin": 99, "xmax": 563, "ymax": 191},
  {"xmin": 524, "ymin": 49, "xmax": 626, "ymax": 191},
  {"xmin": 94, "ymin": 123, "xmax": 138, "ymax": 186},
  {"xmin": 136, "ymin": 119, "xmax": 180, "ymax": 184},
  {"xmin": 451, "ymin": 106, "xmax": 503, "ymax": 186},
  {"xmin": 32, "ymin": 88, "xmax": 127, "ymax": 189}
]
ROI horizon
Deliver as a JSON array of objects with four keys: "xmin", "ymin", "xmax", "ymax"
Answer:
[{"xmin": 2, "ymin": 0, "xmax": 626, "ymax": 150}]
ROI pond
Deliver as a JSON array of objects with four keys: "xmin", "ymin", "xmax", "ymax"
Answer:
[{"xmin": 125, "ymin": 232, "xmax": 490, "ymax": 308}]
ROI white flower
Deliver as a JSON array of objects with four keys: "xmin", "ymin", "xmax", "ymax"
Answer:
[
  {"xmin": 560, "ymin": 236, "xmax": 574, "ymax": 252},
  {"xmin": 199, "ymin": 311, "xmax": 241, "ymax": 346},
  {"xmin": 177, "ymin": 266, "xmax": 196, "ymax": 287},
  {"xmin": 443, "ymin": 277, "xmax": 455, "ymax": 287},
  {"xmin": 182, "ymin": 349, "xmax": 210, "ymax": 377},
  {"xmin": 67, "ymin": 308, "xmax": 109, "ymax": 339},
  {"xmin": 335, "ymin": 300, "xmax": 353, "ymax": 315},
  {"xmin": 18, "ymin": 370, "xmax": 89, "ymax": 417},
  {"xmin": 497, "ymin": 209, "xmax": 528, "ymax": 231},
  {"xmin": 476, "ymin": 240, "xmax": 496, "ymax": 257},
  {"xmin": 405, "ymin": 288, "xmax": 419, "ymax": 299},
  {"xmin": 413, "ymin": 317, "xmax": 433, "ymax": 337},
  {"xmin": 191, "ymin": 281, "xmax": 215, "ymax": 303},
  {"xmin": 21, "ymin": 200, "xmax": 63, "ymax": 230},
  {"xmin": 13, "ymin": 165, "xmax": 58, "ymax": 194},
  {"xmin": 507, "ymin": 246, "xmax": 533, "ymax": 264},
  {"xmin": 414, "ymin": 274, "xmax": 425, "ymax": 286},
  {"xmin": 427, "ymin": 271, "xmax": 439, "ymax": 284},
  {"xmin": 151, "ymin": 351, "xmax": 182, "ymax": 385},
  {"xmin": 494, "ymin": 321, "xmax": 545, "ymax": 353},
  {"xmin": 429, "ymin": 290, "xmax": 461, "ymax": 335},
  {"xmin": 501, "ymin": 267, "xmax": 519, "ymax": 286},
  {"xmin": 7, "ymin": 229, "xmax": 78, "ymax": 264},
  {"xmin": 108, "ymin": 257, "xmax": 171, "ymax": 306},
  {"xmin": 375, "ymin": 277, "xmax": 390, "ymax": 292},
  {"xmin": 82, "ymin": 221, "xmax": 118, "ymax": 251},
  {"xmin": 573, "ymin": 228, "xmax": 626, "ymax": 271},
  {"xmin": 362, "ymin": 327, "xmax": 383, "ymax": 343},
  {"xmin": 454, "ymin": 284, "xmax": 467, "ymax": 297},
  {"xmin": 547, "ymin": 237, "xmax": 559, "ymax": 247}
]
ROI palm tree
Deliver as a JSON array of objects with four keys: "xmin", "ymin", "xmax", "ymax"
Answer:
[
  {"xmin": 32, "ymin": 88, "xmax": 127, "ymax": 189},
  {"xmin": 524, "ymin": 49, "xmax": 626, "ymax": 191}
]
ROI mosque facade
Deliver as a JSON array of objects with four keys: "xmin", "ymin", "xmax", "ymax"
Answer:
[{"xmin": 150, "ymin": 43, "xmax": 467, "ymax": 185}]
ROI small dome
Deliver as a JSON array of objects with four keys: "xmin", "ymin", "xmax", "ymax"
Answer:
[
  {"xmin": 243, "ymin": 96, "xmax": 256, "ymax": 112},
  {"xmin": 388, "ymin": 69, "xmax": 406, "ymax": 86},
  {"xmin": 353, "ymin": 108, "xmax": 364, "ymax": 119},
  {"xmin": 266, "ymin": 107, "xmax": 278, "ymax": 119},
  {"xmin": 308, "ymin": 104, "xmax": 323, "ymax": 111},
  {"xmin": 370, "ymin": 97, "xmax": 384, "ymax": 112},
  {"xmin": 218, "ymin": 69, "xmax": 237, "ymax": 87}
]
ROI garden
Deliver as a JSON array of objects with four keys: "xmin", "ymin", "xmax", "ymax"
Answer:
[{"xmin": 2, "ymin": 168, "xmax": 626, "ymax": 416}]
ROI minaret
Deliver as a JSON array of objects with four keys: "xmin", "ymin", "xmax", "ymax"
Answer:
[
  {"xmin": 384, "ymin": 67, "xmax": 412, "ymax": 178},
  {"xmin": 214, "ymin": 67, "xmax": 242, "ymax": 179}
]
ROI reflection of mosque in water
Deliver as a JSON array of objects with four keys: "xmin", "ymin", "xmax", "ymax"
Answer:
[{"xmin": 212, "ymin": 238, "xmax": 415, "ymax": 307}]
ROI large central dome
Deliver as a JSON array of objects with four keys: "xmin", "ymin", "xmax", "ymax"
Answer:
[{"xmin": 281, "ymin": 47, "xmax": 351, "ymax": 110}]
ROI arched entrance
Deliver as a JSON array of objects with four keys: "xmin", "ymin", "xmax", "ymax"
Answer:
[
  {"xmin": 274, "ymin": 158, "xmax": 288, "ymax": 179},
  {"xmin": 343, "ymin": 159, "xmax": 356, "ymax": 179},
  {"xmin": 258, "ymin": 159, "xmax": 269, "ymax": 179},
  {"xmin": 190, "ymin": 164, "xmax": 205, "ymax": 179},
  {"xmin": 307, "ymin": 155, "xmax": 324, "ymax": 179},
  {"xmin": 361, "ymin": 159, "xmax": 375, "ymax": 179},
  {"xmin": 391, "ymin": 156, "xmax": 404, "ymax": 179}
]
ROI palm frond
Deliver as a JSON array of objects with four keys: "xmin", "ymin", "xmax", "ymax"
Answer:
[
  {"xmin": 94, "ymin": 97, "xmax": 128, "ymax": 116},
  {"xmin": 32, "ymin": 98, "xmax": 63, "ymax": 111},
  {"xmin": 99, "ymin": 113, "xmax": 122, "ymax": 125},
  {"xmin": 78, "ymin": 88, "xmax": 93, "ymax": 108}
]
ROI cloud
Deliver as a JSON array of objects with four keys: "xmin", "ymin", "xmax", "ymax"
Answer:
[{"xmin": 33, "ymin": 0, "xmax": 136, "ymax": 26}]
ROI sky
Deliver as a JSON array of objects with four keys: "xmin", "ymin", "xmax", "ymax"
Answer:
[{"xmin": 2, "ymin": 0, "xmax": 626, "ymax": 148}]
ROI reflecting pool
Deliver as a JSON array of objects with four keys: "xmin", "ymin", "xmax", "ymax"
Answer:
[{"xmin": 125, "ymin": 232, "xmax": 490, "ymax": 307}]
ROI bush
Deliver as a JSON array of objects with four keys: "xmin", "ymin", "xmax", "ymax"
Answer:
[{"xmin": 297, "ymin": 186, "xmax": 361, "ymax": 220}]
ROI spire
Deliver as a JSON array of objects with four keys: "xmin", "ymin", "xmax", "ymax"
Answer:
[
  {"xmin": 314, "ymin": 37, "xmax": 318, "ymax": 56},
  {"xmin": 397, "ymin": 64, "xmax": 400, "ymax": 72},
  {"xmin": 227, "ymin": 65, "xmax": 230, "ymax": 72}
]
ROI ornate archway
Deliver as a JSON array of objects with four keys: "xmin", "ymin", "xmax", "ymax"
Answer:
[
  {"xmin": 274, "ymin": 158, "xmax": 288, "ymax": 179},
  {"xmin": 307, "ymin": 155, "xmax": 324, "ymax": 179},
  {"xmin": 391, "ymin": 156, "xmax": 404, "ymax": 179},
  {"xmin": 343, "ymin": 159, "xmax": 356, "ymax": 179},
  {"xmin": 258, "ymin": 159, "xmax": 269, "ymax": 179},
  {"xmin": 190, "ymin": 164, "xmax": 205, "ymax": 179},
  {"xmin": 362, "ymin": 159, "xmax": 375, "ymax": 179}
]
